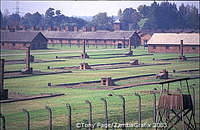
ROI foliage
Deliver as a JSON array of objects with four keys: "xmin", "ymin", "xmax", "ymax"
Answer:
[
  {"xmin": 1, "ymin": 2, "xmax": 199, "ymax": 31},
  {"xmin": 90, "ymin": 12, "xmax": 114, "ymax": 30}
]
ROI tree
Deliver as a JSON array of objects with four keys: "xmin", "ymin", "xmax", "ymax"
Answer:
[
  {"xmin": 7, "ymin": 13, "xmax": 21, "ymax": 27},
  {"xmin": 91, "ymin": 12, "xmax": 113, "ymax": 30},
  {"xmin": 120, "ymin": 8, "xmax": 141, "ymax": 30},
  {"xmin": 117, "ymin": 9, "xmax": 122, "ymax": 18},
  {"xmin": 45, "ymin": 8, "xmax": 55, "ymax": 27}
]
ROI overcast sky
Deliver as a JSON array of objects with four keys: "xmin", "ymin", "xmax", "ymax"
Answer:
[{"xmin": 1, "ymin": 1, "xmax": 199, "ymax": 17}]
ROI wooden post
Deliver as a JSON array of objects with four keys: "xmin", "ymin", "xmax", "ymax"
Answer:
[
  {"xmin": 0, "ymin": 59, "xmax": 8, "ymax": 100},
  {"xmin": 0, "ymin": 59, "xmax": 4, "ymax": 93}
]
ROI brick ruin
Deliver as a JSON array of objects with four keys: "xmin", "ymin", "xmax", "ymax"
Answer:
[
  {"xmin": 0, "ymin": 59, "xmax": 8, "ymax": 100},
  {"xmin": 21, "ymin": 47, "xmax": 33, "ymax": 74},
  {"xmin": 156, "ymin": 69, "xmax": 169, "ymax": 79},
  {"xmin": 80, "ymin": 63, "xmax": 91, "ymax": 70},
  {"xmin": 101, "ymin": 77, "xmax": 114, "ymax": 86},
  {"xmin": 129, "ymin": 59, "xmax": 139, "ymax": 65}
]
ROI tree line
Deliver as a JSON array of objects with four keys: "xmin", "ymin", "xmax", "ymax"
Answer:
[{"xmin": 0, "ymin": 2, "xmax": 199, "ymax": 31}]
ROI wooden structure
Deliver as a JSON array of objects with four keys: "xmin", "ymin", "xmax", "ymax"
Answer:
[
  {"xmin": 80, "ymin": 63, "xmax": 91, "ymax": 70},
  {"xmin": 147, "ymin": 33, "xmax": 200, "ymax": 54},
  {"xmin": 1, "ymin": 32, "xmax": 48, "ymax": 50},
  {"xmin": 0, "ymin": 59, "xmax": 8, "ymax": 100},
  {"xmin": 156, "ymin": 78, "xmax": 196, "ymax": 129},
  {"xmin": 101, "ymin": 77, "xmax": 114, "ymax": 86}
]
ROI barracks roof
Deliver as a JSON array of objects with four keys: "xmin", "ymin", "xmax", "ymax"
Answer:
[{"xmin": 147, "ymin": 33, "xmax": 200, "ymax": 45}]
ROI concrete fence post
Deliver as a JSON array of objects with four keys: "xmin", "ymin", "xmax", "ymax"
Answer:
[
  {"xmin": 152, "ymin": 88, "xmax": 157, "ymax": 123},
  {"xmin": 117, "ymin": 95, "xmax": 126, "ymax": 130},
  {"xmin": 190, "ymin": 85, "xmax": 196, "ymax": 117},
  {"xmin": 135, "ymin": 93, "xmax": 141, "ymax": 128},
  {"xmin": 66, "ymin": 104, "xmax": 72, "ymax": 130},
  {"xmin": 22, "ymin": 109, "xmax": 30, "ymax": 130},
  {"xmin": 100, "ymin": 98, "xmax": 109, "ymax": 130},
  {"xmin": 0, "ymin": 113, "xmax": 6, "ymax": 130},
  {"xmin": 85, "ymin": 100, "xmax": 93, "ymax": 130},
  {"xmin": 45, "ymin": 106, "xmax": 53, "ymax": 130}
]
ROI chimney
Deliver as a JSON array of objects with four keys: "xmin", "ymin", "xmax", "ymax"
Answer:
[
  {"xmin": 48, "ymin": 26, "xmax": 53, "ymax": 31},
  {"xmin": 31, "ymin": 26, "xmax": 37, "ymax": 31},
  {"xmin": 56, "ymin": 27, "xmax": 61, "ymax": 31},
  {"xmin": 83, "ymin": 26, "xmax": 88, "ymax": 32},
  {"xmin": 6, "ymin": 26, "xmax": 9, "ymax": 30},
  {"xmin": 39, "ymin": 27, "xmax": 45, "ymax": 31},
  {"xmin": 64, "ymin": 26, "xmax": 69, "ymax": 32},
  {"xmin": 73, "ymin": 26, "xmax": 78, "ymax": 32},
  {"xmin": 91, "ymin": 26, "xmax": 96, "ymax": 32},
  {"xmin": 113, "ymin": 19, "xmax": 121, "ymax": 31}
]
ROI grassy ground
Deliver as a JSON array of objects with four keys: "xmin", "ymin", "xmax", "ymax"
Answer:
[{"xmin": 1, "ymin": 45, "xmax": 199, "ymax": 130}]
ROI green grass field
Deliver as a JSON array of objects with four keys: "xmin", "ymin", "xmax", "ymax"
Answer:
[{"xmin": 1, "ymin": 45, "xmax": 199, "ymax": 130}]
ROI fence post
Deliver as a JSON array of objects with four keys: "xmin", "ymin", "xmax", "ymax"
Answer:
[
  {"xmin": 135, "ymin": 93, "xmax": 141, "ymax": 128},
  {"xmin": 0, "ymin": 113, "xmax": 6, "ymax": 130},
  {"xmin": 190, "ymin": 84, "xmax": 196, "ymax": 117},
  {"xmin": 117, "ymin": 95, "xmax": 126, "ymax": 130},
  {"xmin": 66, "ymin": 104, "xmax": 72, "ymax": 130},
  {"xmin": 22, "ymin": 109, "xmax": 30, "ymax": 130},
  {"xmin": 101, "ymin": 98, "xmax": 108, "ymax": 130},
  {"xmin": 45, "ymin": 106, "xmax": 53, "ymax": 130},
  {"xmin": 152, "ymin": 88, "xmax": 157, "ymax": 123},
  {"xmin": 85, "ymin": 100, "xmax": 93, "ymax": 130}
]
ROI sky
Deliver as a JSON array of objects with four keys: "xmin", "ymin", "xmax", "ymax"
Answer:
[{"xmin": 1, "ymin": 1, "xmax": 199, "ymax": 17}]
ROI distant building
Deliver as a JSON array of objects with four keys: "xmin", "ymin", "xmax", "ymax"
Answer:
[
  {"xmin": 147, "ymin": 33, "xmax": 200, "ymax": 54},
  {"xmin": 1, "ymin": 32, "xmax": 48, "ymax": 50},
  {"xmin": 42, "ymin": 30, "xmax": 141, "ymax": 48},
  {"xmin": 139, "ymin": 33, "xmax": 152, "ymax": 46}
]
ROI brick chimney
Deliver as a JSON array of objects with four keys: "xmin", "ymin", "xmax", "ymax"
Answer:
[
  {"xmin": 83, "ymin": 26, "xmax": 88, "ymax": 32},
  {"xmin": 48, "ymin": 26, "xmax": 53, "ymax": 31},
  {"xmin": 91, "ymin": 26, "xmax": 96, "ymax": 32},
  {"xmin": 56, "ymin": 27, "xmax": 61, "ymax": 31},
  {"xmin": 64, "ymin": 26, "xmax": 69, "ymax": 32},
  {"xmin": 73, "ymin": 26, "xmax": 78, "ymax": 32},
  {"xmin": 113, "ymin": 19, "xmax": 121, "ymax": 31}
]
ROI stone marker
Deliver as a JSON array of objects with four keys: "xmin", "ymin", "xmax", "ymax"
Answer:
[
  {"xmin": 101, "ymin": 77, "xmax": 114, "ymax": 86},
  {"xmin": 0, "ymin": 59, "xmax": 8, "ymax": 100}
]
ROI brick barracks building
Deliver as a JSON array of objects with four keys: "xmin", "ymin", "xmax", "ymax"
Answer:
[
  {"xmin": 1, "ymin": 21, "xmax": 141, "ymax": 49},
  {"xmin": 42, "ymin": 30, "xmax": 141, "ymax": 48},
  {"xmin": 147, "ymin": 33, "xmax": 200, "ymax": 54},
  {"xmin": 1, "ymin": 32, "xmax": 48, "ymax": 50}
]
